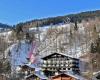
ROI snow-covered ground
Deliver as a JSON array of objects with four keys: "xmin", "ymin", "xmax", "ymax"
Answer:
[
  {"xmin": 5, "ymin": 41, "xmax": 31, "ymax": 70},
  {"xmin": 5, "ymin": 40, "xmax": 42, "ymax": 72},
  {"xmin": 37, "ymin": 23, "xmax": 91, "ymax": 58},
  {"xmin": 92, "ymin": 71, "xmax": 100, "ymax": 80},
  {"xmin": 2, "ymin": 23, "xmax": 93, "ymax": 80},
  {"xmin": 3, "ymin": 23, "xmax": 90, "ymax": 64},
  {"xmin": 0, "ymin": 30, "xmax": 13, "ymax": 42}
]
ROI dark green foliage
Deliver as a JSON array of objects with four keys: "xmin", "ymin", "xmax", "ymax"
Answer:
[
  {"xmin": 3, "ymin": 61, "xmax": 11, "ymax": 73},
  {"xmin": 0, "ymin": 60, "xmax": 11, "ymax": 73},
  {"xmin": 16, "ymin": 10, "xmax": 100, "ymax": 28},
  {"xmin": 74, "ymin": 21, "xmax": 78, "ymax": 31},
  {"xmin": 15, "ymin": 23, "xmax": 23, "ymax": 34},
  {"xmin": 90, "ymin": 37, "xmax": 100, "ymax": 53},
  {"xmin": 0, "ymin": 23, "xmax": 12, "ymax": 28},
  {"xmin": 14, "ymin": 23, "xmax": 24, "ymax": 40},
  {"xmin": 94, "ymin": 25, "xmax": 96, "ymax": 32},
  {"xmin": 90, "ymin": 43, "xmax": 97, "ymax": 53},
  {"xmin": 70, "ymin": 29, "xmax": 72, "ymax": 36},
  {"xmin": 25, "ymin": 33, "xmax": 30, "ymax": 39},
  {"xmin": 0, "ymin": 10, "xmax": 100, "ymax": 29},
  {"xmin": 96, "ymin": 38, "xmax": 100, "ymax": 53}
]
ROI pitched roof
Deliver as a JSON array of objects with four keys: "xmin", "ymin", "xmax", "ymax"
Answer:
[
  {"xmin": 52, "ymin": 72, "xmax": 85, "ymax": 80},
  {"xmin": 25, "ymin": 71, "xmax": 48, "ymax": 79},
  {"xmin": 19, "ymin": 63, "xmax": 41, "ymax": 71},
  {"xmin": 42, "ymin": 52, "xmax": 79, "ymax": 60}
]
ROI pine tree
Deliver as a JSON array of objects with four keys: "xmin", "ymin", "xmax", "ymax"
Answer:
[
  {"xmin": 74, "ymin": 21, "xmax": 78, "ymax": 31},
  {"xmin": 96, "ymin": 38, "xmax": 100, "ymax": 53},
  {"xmin": 90, "ymin": 43, "xmax": 97, "ymax": 53}
]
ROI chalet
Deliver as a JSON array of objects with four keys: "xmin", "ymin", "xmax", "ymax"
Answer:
[
  {"xmin": 19, "ymin": 64, "xmax": 35, "ymax": 74},
  {"xmin": 51, "ymin": 72, "xmax": 86, "ymax": 80},
  {"xmin": 41, "ymin": 53, "xmax": 80, "ymax": 77},
  {"xmin": 18, "ymin": 64, "xmax": 47, "ymax": 80},
  {"xmin": 51, "ymin": 73, "xmax": 78, "ymax": 80}
]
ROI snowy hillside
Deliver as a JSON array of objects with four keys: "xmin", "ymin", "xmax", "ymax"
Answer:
[
  {"xmin": 5, "ymin": 23, "xmax": 91, "ymax": 65},
  {"xmin": 37, "ymin": 23, "xmax": 91, "ymax": 59},
  {"xmin": 5, "ymin": 40, "xmax": 42, "ymax": 72},
  {"xmin": 5, "ymin": 41, "xmax": 29, "ymax": 70},
  {"xmin": 3, "ymin": 22, "xmax": 97, "ymax": 79}
]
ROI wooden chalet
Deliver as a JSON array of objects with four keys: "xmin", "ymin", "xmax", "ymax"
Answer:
[
  {"xmin": 51, "ymin": 73, "xmax": 78, "ymax": 80},
  {"xmin": 41, "ymin": 53, "xmax": 80, "ymax": 77},
  {"xmin": 18, "ymin": 64, "xmax": 48, "ymax": 80},
  {"xmin": 17, "ymin": 63, "xmax": 40, "ymax": 78},
  {"xmin": 19, "ymin": 64, "xmax": 35, "ymax": 74}
]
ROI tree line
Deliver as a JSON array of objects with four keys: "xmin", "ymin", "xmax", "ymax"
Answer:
[{"xmin": 16, "ymin": 10, "xmax": 100, "ymax": 28}]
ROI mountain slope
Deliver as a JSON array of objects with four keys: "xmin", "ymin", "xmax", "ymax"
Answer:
[
  {"xmin": 16, "ymin": 10, "xmax": 100, "ymax": 28},
  {"xmin": 0, "ymin": 23, "xmax": 12, "ymax": 29}
]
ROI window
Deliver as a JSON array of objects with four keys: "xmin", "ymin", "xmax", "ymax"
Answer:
[
  {"xmin": 68, "ymin": 68, "xmax": 70, "ymax": 70},
  {"xmin": 61, "ymin": 64, "xmax": 63, "ymax": 67},
  {"xmin": 63, "ymin": 68, "xmax": 66, "ymax": 70},
  {"xmin": 43, "ymin": 64, "xmax": 46, "ymax": 67},
  {"xmin": 56, "ymin": 64, "xmax": 59, "ymax": 67},
  {"xmin": 48, "ymin": 64, "xmax": 51, "ymax": 67},
  {"xmin": 66, "ymin": 64, "xmax": 68, "ymax": 67},
  {"xmin": 47, "ymin": 60, "xmax": 51, "ymax": 64},
  {"xmin": 43, "ymin": 61, "xmax": 46, "ymax": 64}
]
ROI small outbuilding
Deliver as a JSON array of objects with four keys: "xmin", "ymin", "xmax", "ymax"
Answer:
[{"xmin": 25, "ymin": 71, "xmax": 48, "ymax": 80}]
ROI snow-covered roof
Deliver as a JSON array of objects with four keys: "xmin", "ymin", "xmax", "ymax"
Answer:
[
  {"xmin": 52, "ymin": 72, "xmax": 86, "ymax": 80},
  {"xmin": 25, "ymin": 64, "xmax": 42, "ymax": 71},
  {"xmin": 65, "ymin": 72, "xmax": 86, "ymax": 80},
  {"xmin": 25, "ymin": 71, "xmax": 48, "ymax": 79},
  {"xmin": 58, "ymin": 52, "xmax": 79, "ymax": 59},
  {"xmin": 42, "ymin": 52, "xmax": 79, "ymax": 60},
  {"xmin": 34, "ymin": 71, "xmax": 48, "ymax": 79}
]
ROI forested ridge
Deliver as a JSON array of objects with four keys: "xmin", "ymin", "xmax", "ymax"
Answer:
[
  {"xmin": 0, "ymin": 23, "xmax": 12, "ymax": 28},
  {"xmin": 1, "ymin": 10, "xmax": 100, "ymax": 29},
  {"xmin": 16, "ymin": 10, "xmax": 100, "ymax": 28}
]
